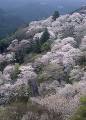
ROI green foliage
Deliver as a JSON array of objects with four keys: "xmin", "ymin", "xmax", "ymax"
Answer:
[
  {"xmin": 24, "ymin": 53, "xmax": 37, "ymax": 63},
  {"xmin": 0, "ymin": 8, "xmax": 24, "ymax": 39},
  {"xmin": 30, "ymin": 54, "xmax": 42, "ymax": 62},
  {"xmin": 37, "ymin": 77, "xmax": 44, "ymax": 86},
  {"xmin": 66, "ymin": 70, "xmax": 72, "ymax": 84},
  {"xmin": 0, "ymin": 39, "xmax": 9, "ymax": 53},
  {"xmin": 0, "ymin": 109, "xmax": 7, "ymax": 120},
  {"xmin": 0, "ymin": 25, "xmax": 27, "ymax": 53},
  {"xmin": 80, "ymin": 95, "xmax": 86, "ymax": 105},
  {"xmin": 0, "ymin": 109, "xmax": 8, "ymax": 120},
  {"xmin": 11, "ymin": 65, "xmax": 21, "ymax": 80},
  {"xmin": 0, "ymin": 102, "xmax": 62, "ymax": 120},
  {"xmin": 29, "ymin": 100, "xmax": 32, "ymax": 105},
  {"xmin": 33, "ymin": 29, "xmax": 51, "ymax": 54},
  {"xmin": 76, "ymin": 56, "xmax": 86, "ymax": 67},
  {"xmin": 0, "ymin": 61, "xmax": 8, "ymax": 72},
  {"xmin": 16, "ymin": 84, "xmax": 29, "ymax": 103},
  {"xmin": 52, "ymin": 11, "xmax": 59, "ymax": 21},
  {"xmin": 0, "ymin": 103, "xmax": 28, "ymax": 120},
  {"xmin": 17, "ymin": 95, "xmax": 28, "ymax": 103},
  {"xmin": 68, "ymin": 95, "xmax": 86, "ymax": 120},
  {"xmin": 33, "ymin": 38, "xmax": 41, "ymax": 53},
  {"xmin": 40, "ymin": 28, "xmax": 50, "ymax": 45},
  {"xmin": 41, "ymin": 41, "xmax": 52, "ymax": 52},
  {"xmin": 66, "ymin": 74, "xmax": 72, "ymax": 84},
  {"xmin": 15, "ymin": 52, "xmax": 25, "ymax": 64}
]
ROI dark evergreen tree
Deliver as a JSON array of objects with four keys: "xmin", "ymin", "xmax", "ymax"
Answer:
[
  {"xmin": 34, "ymin": 38, "xmax": 41, "ymax": 53},
  {"xmin": 52, "ymin": 11, "xmax": 59, "ymax": 21},
  {"xmin": 15, "ymin": 51, "xmax": 25, "ymax": 64},
  {"xmin": 40, "ymin": 28, "xmax": 50, "ymax": 45}
]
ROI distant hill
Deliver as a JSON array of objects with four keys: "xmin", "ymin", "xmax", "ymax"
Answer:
[
  {"xmin": 37, "ymin": 0, "xmax": 86, "ymax": 14},
  {"xmin": 6, "ymin": 2, "xmax": 54, "ymax": 23},
  {"xmin": 73, "ymin": 6, "xmax": 86, "ymax": 14},
  {"xmin": 0, "ymin": 0, "xmax": 86, "ymax": 20},
  {"xmin": 0, "ymin": 8, "xmax": 24, "ymax": 38},
  {"xmin": 71, "ymin": 6, "xmax": 86, "ymax": 14}
]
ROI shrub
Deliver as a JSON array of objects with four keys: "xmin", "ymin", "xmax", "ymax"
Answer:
[
  {"xmin": 0, "ymin": 109, "xmax": 8, "ymax": 120},
  {"xmin": 41, "ymin": 41, "xmax": 52, "ymax": 53},
  {"xmin": 24, "ymin": 53, "xmax": 37, "ymax": 63},
  {"xmin": 80, "ymin": 95, "xmax": 86, "ymax": 106},
  {"xmin": 30, "ymin": 54, "xmax": 42, "ymax": 62}
]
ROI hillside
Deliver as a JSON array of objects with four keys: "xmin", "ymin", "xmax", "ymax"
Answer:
[
  {"xmin": 6, "ymin": 2, "xmax": 54, "ymax": 22},
  {"xmin": 0, "ymin": 7, "xmax": 86, "ymax": 120},
  {"xmin": 0, "ymin": 8, "xmax": 24, "ymax": 38}
]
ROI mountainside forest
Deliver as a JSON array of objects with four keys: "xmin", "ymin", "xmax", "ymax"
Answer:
[
  {"xmin": 0, "ymin": 8, "xmax": 24, "ymax": 39},
  {"xmin": 0, "ymin": 1, "xmax": 86, "ymax": 120}
]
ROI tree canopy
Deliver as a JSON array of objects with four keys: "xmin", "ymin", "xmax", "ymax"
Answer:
[{"xmin": 52, "ymin": 11, "xmax": 59, "ymax": 21}]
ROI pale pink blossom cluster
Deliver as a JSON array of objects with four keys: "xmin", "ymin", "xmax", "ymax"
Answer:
[
  {"xmin": 0, "ymin": 64, "xmax": 37, "ymax": 104},
  {"xmin": 69, "ymin": 65, "xmax": 84, "ymax": 82},
  {"xmin": 1, "ymin": 10, "xmax": 86, "ymax": 119},
  {"xmin": 31, "ymin": 80, "xmax": 86, "ymax": 120},
  {"xmin": 28, "ymin": 12, "xmax": 85, "ymax": 40},
  {"xmin": 7, "ymin": 39, "xmax": 18, "ymax": 51},
  {"xmin": 80, "ymin": 36, "xmax": 86, "ymax": 51},
  {"xmin": 34, "ymin": 37, "xmax": 82, "ymax": 68},
  {"xmin": 13, "ymin": 40, "xmax": 30, "ymax": 53},
  {"xmin": 0, "ymin": 52, "xmax": 15, "ymax": 64}
]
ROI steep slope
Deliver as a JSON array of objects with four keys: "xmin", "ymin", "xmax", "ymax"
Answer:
[
  {"xmin": 0, "ymin": 8, "xmax": 86, "ymax": 120},
  {"xmin": 0, "ymin": 8, "xmax": 24, "ymax": 38}
]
